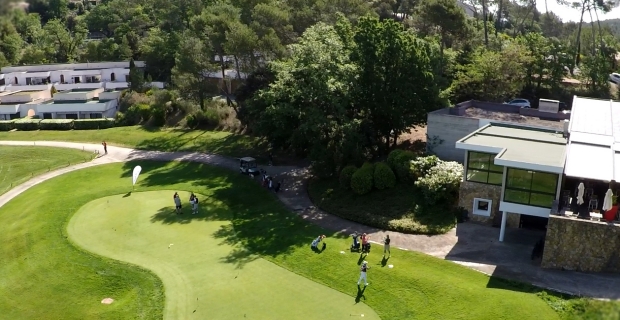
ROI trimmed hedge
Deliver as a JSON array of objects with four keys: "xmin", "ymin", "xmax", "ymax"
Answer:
[
  {"xmin": 415, "ymin": 161, "xmax": 464, "ymax": 206},
  {"xmin": 351, "ymin": 162, "xmax": 374, "ymax": 195},
  {"xmin": 40, "ymin": 119, "xmax": 74, "ymax": 130},
  {"xmin": 73, "ymin": 118, "xmax": 115, "ymax": 130},
  {"xmin": 373, "ymin": 162, "xmax": 396, "ymax": 190},
  {"xmin": 0, "ymin": 120, "xmax": 15, "ymax": 131},
  {"xmin": 388, "ymin": 149, "xmax": 417, "ymax": 182},
  {"xmin": 410, "ymin": 155, "xmax": 440, "ymax": 181},
  {"xmin": 339, "ymin": 165, "xmax": 357, "ymax": 190},
  {"xmin": 13, "ymin": 119, "xmax": 42, "ymax": 131}
]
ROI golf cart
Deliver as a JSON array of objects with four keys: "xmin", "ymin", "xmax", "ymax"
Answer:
[{"xmin": 239, "ymin": 157, "xmax": 259, "ymax": 176}]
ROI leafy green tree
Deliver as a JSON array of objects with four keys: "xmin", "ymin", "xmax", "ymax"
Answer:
[
  {"xmin": 418, "ymin": 0, "xmax": 469, "ymax": 58},
  {"xmin": 451, "ymin": 41, "xmax": 531, "ymax": 102},
  {"xmin": 351, "ymin": 17, "xmax": 442, "ymax": 153},
  {"xmin": 0, "ymin": 18, "xmax": 24, "ymax": 66},
  {"xmin": 171, "ymin": 35, "xmax": 218, "ymax": 110},
  {"xmin": 42, "ymin": 19, "xmax": 87, "ymax": 63},
  {"xmin": 128, "ymin": 58, "xmax": 146, "ymax": 92},
  {"xmin": 139, "ymin": 27, "xmax": 179, "ymax": 82}
]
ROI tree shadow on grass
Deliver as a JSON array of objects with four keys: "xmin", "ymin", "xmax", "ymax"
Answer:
[
  {"xmin": 133, "ymin": 129, "xmax": 269, "ymax": 159},
  {"xmin": 150, "ymin": 204, "xmax": 233, "ymax": 225},
  {"xmin": 122, "ymin": 160, "xmax": 321, "ymax": 269}
]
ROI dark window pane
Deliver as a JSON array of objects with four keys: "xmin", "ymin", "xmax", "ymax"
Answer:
[
  {"xmin": 467, "ymin": 170, "xmax": 489, "ymax": 183},
  {"xmin": 504, "ymin": 189, "xmax": 530, "ymax": 205},
  {"xmin": 488, "ymin": 172, "xmax": 503, "ymax": 185},
  {"xmin": 529, "ymin": 193, "xmax": 555, "ymax": 208},
  {"xmin": 531, "ymin": 171, "xmax": 558, "ymax": 194},
  {"xmin": 506, "ymin": 168, "xmax": 532, "ymax": 190},
  {"xmin": 468, "ymin": 152, "xmax": 490, "ymax": 170}
]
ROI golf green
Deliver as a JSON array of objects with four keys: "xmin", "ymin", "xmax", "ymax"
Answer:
[{"xmin": 67, "ymin": 191, "xmax": 379, "ymax": 320}]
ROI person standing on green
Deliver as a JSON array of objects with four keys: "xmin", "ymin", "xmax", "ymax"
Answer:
[{"xmin": 383, "ymin": 235, "xmax": 391, "ymax": 257}]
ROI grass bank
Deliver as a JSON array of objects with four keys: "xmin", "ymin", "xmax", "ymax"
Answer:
[
  {"xmin": 0, "ymin": 145, "xmax": 92, "ymax": 195},
  {"xmin": 0, "ymin": 126, "xmax": 270, "ymax": 161}
]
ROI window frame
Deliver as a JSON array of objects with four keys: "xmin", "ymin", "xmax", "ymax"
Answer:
[
  {"xmin": 503, "ymin": 168, "xmax": 558, "ymax": 208},
  {"xmin": 465, "ymin": 151, "xmax": 503, "ymax": 186}
]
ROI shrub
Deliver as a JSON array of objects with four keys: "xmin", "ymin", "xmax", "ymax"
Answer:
[
  {"xmin": 374, "ymin": 162, "xmax": 396, "ymax": 190},
  {"xmin": 73, "ymin": 118, "xmax": 115, "ymax": 130},
  {"xmin": 387, "ymin": 149, "xmax": 405, "ymax": 172},
  {"xmin": 39, "ymin": 119, "xmax": 74, "ymax": 130},
  {"xmin": 389, "ymin": 150, "xmax": 416, "ymax": 182},
  {"xmin": 339, "ymin": 165, "xmax": 357, "ymax": 189},
  {"xmin": 351, "ymin": 162, "xmax": 374, "ymax": 195},
  {"xmin": 13, "ymin": 119, "xmax": 41, "ymax": 131},
  {"xmin": 415, "ymin": 161, "xmax": 464, "ymax": 206},
  {"xmin": 0, "ymin": 120, "xmax": 15, "ymax": 131},
  {"xmin": 185, "ymin": 109, "xmax": 220, "ymax": 128},
  {"xmin": 410, "ymin": 155, "xmax": 440, "ymax": 180}
]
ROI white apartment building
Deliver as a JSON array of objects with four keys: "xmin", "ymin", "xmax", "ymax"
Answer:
[{"xmin": 0, "ymin": 61, "xmax": 164, "ymax": 92}]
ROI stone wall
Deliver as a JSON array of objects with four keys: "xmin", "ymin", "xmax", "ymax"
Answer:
[
  {"xmin": 542, "ymin": 215, "xmax": 620, "ymax": 273},
  {"xmin": 458, "ymin": 180, "xmax": 521, "ymax": 228}
]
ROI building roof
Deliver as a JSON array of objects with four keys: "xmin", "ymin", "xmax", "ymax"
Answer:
[
  {"xmin": 456, "ymin": 123, "xmax": 567, "ymax": 173},
  {"xmin": 565, "ymin": 96, "xmax": 620, "ymax": 181},
  {"xmin": 464, "ymin": 108, "xmax": 566, "ymax": 130}
]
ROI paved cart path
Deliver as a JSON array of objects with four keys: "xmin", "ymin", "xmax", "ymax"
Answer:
[{"xmin": 1, "ymin": 140, "xmax": 619, "ymax": 300}]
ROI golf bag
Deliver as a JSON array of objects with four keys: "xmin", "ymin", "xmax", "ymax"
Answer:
[
  {"xmin": 351, "ymin": 242, "xmax": 361, "ymax": 252},
  {"xmin": 362, "ymin": 242, "xmax": 371, "ymax": 253}
]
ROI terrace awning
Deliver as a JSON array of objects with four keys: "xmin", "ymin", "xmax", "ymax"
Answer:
[{"xmin": 564, "ymin": 142, "xmax": 614, "ymax": 181}]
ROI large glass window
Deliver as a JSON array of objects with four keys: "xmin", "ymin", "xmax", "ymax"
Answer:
[
  {"xmin": 503, "ymin": 168, "xmax": 558, "ymax": 208},
  {"xmin": 466, "ymin": 151, "xmax": 503, "ymax": 185}
]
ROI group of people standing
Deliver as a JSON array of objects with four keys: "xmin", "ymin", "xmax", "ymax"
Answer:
[{"xmin": 173, "ymin": 192, "xmax": 200, "ymax": 215}]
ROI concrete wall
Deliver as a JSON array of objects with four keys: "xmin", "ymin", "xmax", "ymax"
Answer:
[
  {"xmin": 542, "ymin": 215, "xmax": 620, "ymax": 273},
  {"xmin": 427, "ymin": 109, "xmax": 479, "ymax": 162},
  {"xmin": 98, "ymin": 91, "xmax": 122, "ymax": 101},
  {"xmin": 53, "ymin": 88, "xmax": 104, "ymax": 102},
  {"xmin": 1, "ymin": 90, "xmax": 50, "ymax": 104},
  {"xmin": 55, "ymin": 83, "xmax": 104, "ymax": 91}
]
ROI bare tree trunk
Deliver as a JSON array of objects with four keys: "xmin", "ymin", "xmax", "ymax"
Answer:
[
  {"xmin": 496, "ymin": 0, "xmax": 503, "ymax": 36},
  {"xmin": 482, "ymin": 0, "xmax": 489, "ymax": 46},
  {"xmin": 574, "ymin": 1, "xmax": 587, "ymax": 72},
  {"xmin": 588, "ymin": 5, "xmax": 596, "ymax": 56}
]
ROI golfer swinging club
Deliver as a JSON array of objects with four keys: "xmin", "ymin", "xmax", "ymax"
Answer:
[{"xmin": 357, "ymin": 261, "xmax": 370, "ymax": 286}]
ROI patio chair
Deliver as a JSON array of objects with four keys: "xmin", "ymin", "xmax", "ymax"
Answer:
[
  {"xmin": 561, "ymin": 195, "xmax": 571, "ymax": 208},
  {"xmin": 588, "ymin": 195, "xmax": 598, "ymax": 211},
  {"xmin": 585, "ymin": 188, "xmax": 594, "ymax": 198}
]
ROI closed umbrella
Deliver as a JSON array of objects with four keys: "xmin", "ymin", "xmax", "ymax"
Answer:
[
  {"xmin": 577, "ymin": 183, "xmax": 585, "ymax": 205},
  {"xmin": 603, "ymin": 189, "xmax": 614, "ymax": 211}
]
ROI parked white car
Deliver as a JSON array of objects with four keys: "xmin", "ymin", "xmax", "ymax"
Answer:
[
  {"xmin": 609, "ymin": 73, "xmax": 620, "ymax": 84},
  {"xmin": 504, "ymin": 99, "xmax": 531, "ymax": 108}
]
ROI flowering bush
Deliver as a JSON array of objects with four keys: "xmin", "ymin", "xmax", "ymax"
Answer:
[
  {"xmin": 351, "ymin": 162, "xmax": 374, "ymax": 195},
  {"xmin": 415, "ymin": 160, "xmax": 463, "ymax": 205},
  {"xmin": 410, "ymin": 155, "xmax": 440, "ymax": 180},
  {"xmin": 339, "ymin": 165, "xmax": 358, "ymax": 189},
  {"xmin": 373, "ymin": 162, "xmax": 396, "ymax": 190}
]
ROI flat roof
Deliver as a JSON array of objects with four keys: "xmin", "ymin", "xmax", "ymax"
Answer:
[
  {"xmin": 463, "ymin": 108, "xmax": 565, "ymax": 130},
  {"xmin": 6, "ymin": 90, "xmax": 41, "ymax": 96},
  {"xmin": 565, "ymin": 96, "xmax": 620, "ymax": 181},
  {"xmin": 456, "ymin": 123, "xmax": 567, "ymax": 173}
]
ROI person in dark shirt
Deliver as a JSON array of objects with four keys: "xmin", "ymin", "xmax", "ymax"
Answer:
[
  {"xmin": 383, "ymin": 235, "xmax": 391, "ymax": 257},
  {"xmin": 357, "ymin": 261, "xmax": 370, "ymax": 286}
]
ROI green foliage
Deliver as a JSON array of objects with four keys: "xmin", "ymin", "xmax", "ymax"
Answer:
[
  {"xmin": 0, "ymin": 120, "xmax": 15, "ymax": 131},
  {"xmin": 122, "ymin": 103, "xmax": 151, "ymax": 125},
  {"xmin": 12, "ymin": 119, "xmax": 41, "ymax": 131},
  {"xmin": 410, "ymin": 155, "xmax": 440, "ymax": 180},
  {"xmin": 185, "ymin": 109, "xmax": 220, "ymax": 129},
  {"xmin": 39, "ymin": 119, "xmax": 74, "ymax": 130},
  {"xmin": 350, "ymin": 162, "xmax": 374, "ymax": 195},
  {"xmin": 373, "ymin": 162, "xmax": 396, "ymax": 190},
  {"xmin": 338, "ymin": 165, "xmax": 357, "ymax": 189},
  {"xmin": 415, "ymin": 160, "xmax": 463, "ymax": 206},
  {"xmin": 128, "ymin": 58, "xmax": 145, "ymax": 92},
  {"xmin": 386, "ymin": 149, "xmax": 405, "ymax": 172},
  {"xmin": 391, "ymin": 150, "xmax": 417, "ymax": 182},
  {"xmin": 73, "ymin": 119, "xmax": 115, "ymax": 130}
]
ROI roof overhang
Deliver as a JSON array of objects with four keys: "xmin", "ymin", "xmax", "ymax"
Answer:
[{"xmin": 456, "ymin": 124, "xmax": 565, "ymax": 174}]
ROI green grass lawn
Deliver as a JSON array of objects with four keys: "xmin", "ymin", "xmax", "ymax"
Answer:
[
  {"xmin": 0, "ymin": 126, "xmax": 270, "ymax": 161},
  {"xmin": 0, "ymin": 160, "xmax": 618, "ymax": 319},
  {"xmin": 0, "ymin": 146, "xmax": 92, "ymax": 195},
  {"xmin": 308, "ymin": 178, "xmax": 456, "ymax": 235},
  {"xmin": 68, "ymin": 191, "xmax": 377, "ymax": 319}
]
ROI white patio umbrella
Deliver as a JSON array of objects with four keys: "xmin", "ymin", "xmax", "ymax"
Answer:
[
  {"xmin": 602, "ymin": 189, "xmax": 614, "ymax": 211},
  {"xmin": 577, "ymin": 182, "xmax": 585, "ymax": 205}
]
